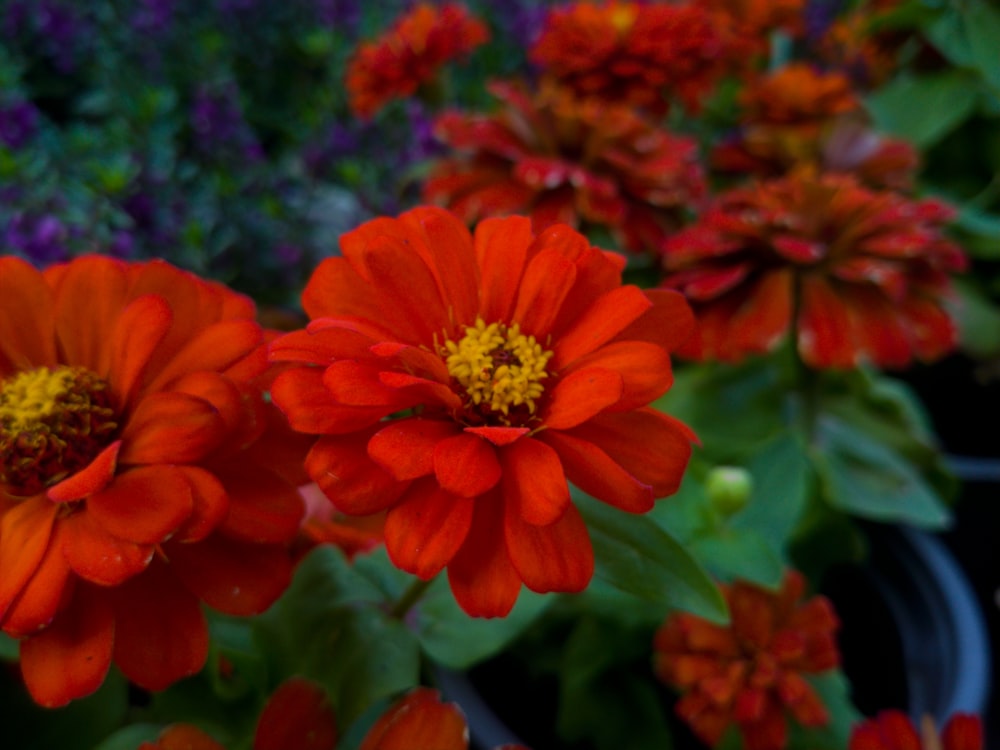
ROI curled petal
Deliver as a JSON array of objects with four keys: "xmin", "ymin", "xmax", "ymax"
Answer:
[
  {"xmin": 87, "ymin": 466, "xmax": 194, "ymax": 545},
  {"xmin": 384, "ymin": 479, "xmax": 474, "ymax": 579},
  {"xmin": 306, "ymin": 433, "xmax": 409, "ymax": 516},
  {"xmin": 119, "ymin": 392, "xmax": 227, "ymax": 465}
]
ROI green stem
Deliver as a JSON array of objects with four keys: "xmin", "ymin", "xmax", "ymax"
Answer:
[
  {"xmin": 790, "ymin": 278, "xmax": 821, "ymax": 445},
  {"xmin": 390, "ymin": 576, "xmax": 435, "ymax": 620}
]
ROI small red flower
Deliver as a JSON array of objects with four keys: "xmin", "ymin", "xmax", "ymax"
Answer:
[
  {"xmin": 270, "ymin": 207, "xmax": 696, "ymax": 617},
  {"xmin": 660, "ymin": 171, "xmax": 967, "ymax": 369},
  {"xmin": 0, "ymin": 256, "xmax": 304, "ymax": 707},
  {"xmin": 530, "ymin": 0, "xmax": 732, "ymax": 114},
  {"xmin": 849, "ymin": 711, "xmax": 983, "ymax": 750},
  {"xmin": 424, "ymin": 79, "xmax": 706, "ymax": 255},
  {"xmin": 345, "ymin": 3, "xmax": 489, "ymax": 119},
  {"xmin": 654, "ymin": 571, "xmax": 840, "ymax": 750}
]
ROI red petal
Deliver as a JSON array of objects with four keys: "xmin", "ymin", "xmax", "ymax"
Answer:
[
  {"xmin": 271, "ymin": 368, "xmax": 387, "ymax": 435},
  {"xmin": 0, "ymin": 497, "xmax": 58, "ymax": 622},
  {"xmin": 505, "ymin": 501, "xmax": 593, "ymax": 593},
  {"xmin": 171, "ymin": 466, "xmax": 230, "ymax": 543},
  {"xmin": 942, "ymin": 714, "xmax": 983, "ymax": 750},
  {"xmin": 151, "ymin": 725, "xmax": 226, "ymax": 750},
  {"xmin": 214, "ymin": 464, "xmax": 303, "ymax": 543},
  {"xmin": 305, "ymin": 434, "xmax": 408, "ymax": 515},
  {"xmin": 447, "ymin": 490, "xmax": 522, "ymax": 617},
  {"xmin": 119, "ymin": 392, "xmax": 226, "ymax": 465},
  {"xmin": 384, "ymin": 479, "xmax": 474, "ymax": 578},
  {"xmin": 368, "ymin": 418, "xmax": 460, "ymax": 480},
  {"xmin": 541, "ymin": 368, "xmax": 623, "ymax": 430},
  {"xmin": 0, "ymin": 257, "xmax": 57, "ymax": 370},
  {"xmin": 499, "ymin": 438, "xmax": 570, "ymax": 526},
  {"xmin": 1, "ymin": 516, "xmax": 73, "ymax": 636},
  {"xmin": 19, "ymin": 584, "xmax": 114, "ymax": 707},
  {"xmin": 551, "ymin": 286, "xmax": 652, "ymax": 367},
  {"xmin": 433, "ymin": 433, "xmax": 502, "ymax": 497},
  {"xmin": 798, "ymin": 276, "xmax": 857, "ymax": 368},
  {"xmin": 87, "ymin": 466, "xmax": 194, "ymax": 545},
  {"xmin": 269, "ymin": 323, "xmax": 378, "ymax": 364},
  {"xmin": 255, "ymin": 677, "xmax": 338, "ymax": 750},
  {"xmin": 61, "ymin": 511, "xmax": 153, "ymax": 586},
  {"xmin": 145, "ymin": 319, "xmax": 263, "ymax": 392},
  {"xmin": 107, "ymin": 294, "xmax": 173, "ymax": 407},
  {"xmin": 46, "ymin": 440, "xmax": 121, "ymax": 503},
  {"xmin": 511, "ymin": 247, "xmax": 576, "ymax": 334},
  {"xmin": 171, "ymin": 371, "xmax": 249, "ymax": 438},
  {"xmin": 474, "ymin": 215, "xmax": 533, "ymax": 324},
  {"xmin": 612, "ymin": 288, "xmax": 695, "ymax": 353},
  {"xmin": 111, "ymin": 561, "xmax": 208, "ymax": 690},
  {"xmin": 463, "ymin": 426, "xmax": 530, "ymax": 446},
  {"xmin": 359, "ymin": 687, "xmax": 467, "ymax": 750},
  {"xmin": 562, "ymin": 341, "xmax": 673, "ymax": 412},
  {"xmin": 167, "ymin": 536, "xmax": 293, "ymax": 616}
]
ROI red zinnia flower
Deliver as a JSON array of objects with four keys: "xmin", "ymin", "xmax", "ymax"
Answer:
[
  {"xmin": 653, "ymin": 570, "xmax": 840, "ymax": 750},
  {"xmin": 529, "ymin": 0, "xmax": 731, "ymax": 114},
  {"xmin": 659, "ymin": 171, "xmax": 967, "ymax": 368},
  {"xmin": 424, "ymin": 79, "xmax": 706, "ymax": 255},
  {"xmin": 345, "ymin": 3, "xmax": 489, "ymax": 119},
  {"xmin": 0, "ymin": 256, "xmax": 304, "ymax": 707},
  {"xmin": 270, "ymin": 207, "xmax": 696, "ymax": 617},
  {"xmin": 849, "ymin": 711, "xmax": 983, "ymax": 750}
]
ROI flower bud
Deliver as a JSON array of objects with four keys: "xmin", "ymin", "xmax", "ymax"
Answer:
[{"xmin": 705, "ymin": 466, "xmax": 753, "ymax": 517}]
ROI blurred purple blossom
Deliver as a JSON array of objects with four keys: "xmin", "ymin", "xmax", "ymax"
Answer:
[
  {"xmin": 190, "ymin": 83, "xmax": 263, "ymax": 161},
  {"xmin": 6, "ymin": 213, "xmax": 70, "ymax": 265},
  {"xmin": 303, "ymin": 123, "xmax": 361, "ymax": 177},
  {"xmin": 313, "ymin": 0, "xmax": 361, "ymax": 31},
  {"xmin": 0, "ymin": 99, "xmax": 40, "ymax": 149},
  {"xmin": 130, "ymin": 0, "xmax": 177, "ymax": 37},
  {"xmin": 804, "ymin": 0, "xmax": 844, "ymax": 40}
]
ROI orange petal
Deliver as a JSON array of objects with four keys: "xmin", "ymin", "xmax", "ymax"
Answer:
[
  {"xmin": 61, "ymin": 510, "xmax": 153, "ymax": 586},
  {"xmin": 167, "ymin": 536, "xmax": 293, "ymax": 616},
  {"xmin": 171, "ymin": 466, "xmax": 230, "ymax": 544},
  {"xmin": 306, "ymin": 433, "xmax": 409, "ymax": 515},
  {"xmin": 368, "ymin": 418, "xmax": 460, "ymax": 480},
  {"xmin": 87, "ymin": 466, "xmax": 194, "ymax": 545},
  {"xmin": 0, "ymin": 257, "xmax": 57, "ymax": 370},
  {"xmin": 20, "ymin": 584, "xmax": 114, "ymax": 708},
  {"xmin": 1, "ymin": 516, "xmax": 73, "ymax": 636},
  {"xmin": 271, "ymin": 367, "xmax": 387, "ymax": 435},
  {"xmin": 447, "ymin": 490, "xmax": 522, "ymax": 617},
  {"xmin": 0, "ymin": 496, "xmax": 58, "ymax": 622},
  {"xmin": 474, "ymin": 216, "xmax": 533, "ymax": 325},
  {"xmin": 145, "ymin": 319, "xmax": 263, "ymax": 392},
  {"xmin": 106, "ymin": 294, "xmax": 173, "ymax": 407},
  {"xmin": 541, "ymin": 368, "xmax": 623, "ymax": 430},
  {"xmin": 151, "ymin": 725, "xmax": 227, "ymax": 750},
  {"xmin": 511, "ymin": 246, "xmax": 576, "ymax": 334},
  {"xmin": 359, "ymin": 687, "xmax": 468, "ymax": 750},
  {"xmin": 562, "ymin": 341, "xmax": 673, "ymax": 412},
  {"xmin": 798, "ymin": 276, "xmax": 857, "ymax": 368},
  {"xmin": 215, "ymin": 464, "xmax": 304, "ymax": 544},
  {"xmin": 505, "ymin": 501, "xmax": 593, "ymax": 593},
  {"xmin": 119, "ymin": 392, "xmax": 227, "ymax": 465},
  {"xmin": 171, "ymin": 371, "xmax": 250, "ymax": 439},
  {"xmin": 499, "ymin": 438, "xmax": 570, "ymax": 526},
  {"xmin": 551, "ymin": 286, "xmax": 652, "ymax": 368},
  {"xmin": 433, "ymin": 434, "xmax": 502, "ymax": 497},
  {"xmin": 46, "ymin": 440, "xmax": 121, "ymax": 502},
  {"xmin": 254, "ymin": 677, "xmax": 338, "ymax": 750},
  {"xmin": 110, "ymin": 560, "xmax": 208, "ymax": 691},
  {"xmin": 384, "ymin": 479, "xmax": 474, "ymax": 579},
  {"xmin": 612, "ymin": 288, "xmax": 695, "ymax": 353},
  {"xmin": 463, "ymin": 426, "xmax": 530, "ymax": 446}
]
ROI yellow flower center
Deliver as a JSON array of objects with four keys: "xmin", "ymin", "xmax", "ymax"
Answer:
[
  {"xmin": 0, "ymin": 365, "xmax": 118, "ymax": 496},
  {"xmin": 442, "ymin": 318, "xmax": 553, "ymax": 425},
  {"xmin": 609, "ymin": 3, "xmax": 638, "ymax": 35}
]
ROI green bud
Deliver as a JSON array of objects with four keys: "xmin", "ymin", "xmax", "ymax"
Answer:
[{"xmin": 705, "ymin": 466, "xmax": 753, "ymax": 517}]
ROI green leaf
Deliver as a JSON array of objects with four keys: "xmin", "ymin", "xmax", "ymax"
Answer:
[
  {"xmin": 92, "ymin": 725, "xmax": 163, "ymax": 750},
  {"xmin": 690, "ymin": 529, "xmax": 785, "ymax": 589},
  {"xmin": 865, "ymin": 70, "xmax": 980, "ymax": 147},
  {"xmin": 575, "ymin": 490, "xmax": 728, "ymax": 624},
  {"xmin": 252, "ymin": 546, "xmax": 420, "ymax": 726},
  {"xmin": 0, "ymin": 631, "xmax": 18, "ymax": 661},
  {"xmin": 416, "ymin": 578, "xmax": 551, "ymax": 670},
  {"xmin": 954, "ymin": 278, "xmax": 1000, "ymax": 357},
  {"xmin": 962, "ymin": 0, "xmax": 1000, "ymax": 92},
  {"xmin": 787, "ymin": 671, "xmax": 862, "ymax": 750},
  {"xmin": 814, "ymin": 417, "xmax": 951, "ymax": 529}
]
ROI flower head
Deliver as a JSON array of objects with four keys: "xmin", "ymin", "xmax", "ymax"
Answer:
[
  {"xmin": 0, "ymin": 255, "xmax": 305, "ymax": 707},
  {"xmin": 659, "ymin": 171, "xmax": 967, "ymax": 369},
  {"xmin": 270, "ymin": 207, "xmax": 696, "ymax": 617},
  {"xmin": 849, "ymin": 711, "xmax": 983, "ymax": 750},
  {"xmin": 654, "ymin": 571, "xmax": 840, "ymax": 750},
  {"xmin": 424, "ymin": 80, "xmax": 706, "ymax": 255},
  {"xmin": 529, "ymin": 0, "xmax": 732, "ymax": 114},
  {"xmin": 345, "ymin": 3, "xmax": 489, "ymax": 120}
]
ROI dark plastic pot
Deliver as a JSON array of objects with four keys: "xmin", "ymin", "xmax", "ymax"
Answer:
[{"xmin": 438, "ymin": 526, "xmax": 992, "ymax": 750}]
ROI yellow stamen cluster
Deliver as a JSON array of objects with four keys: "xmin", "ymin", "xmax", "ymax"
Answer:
[
  {"xmin": 443, "ymin": 318, "xmax": 553, "ymax": 422},
  {"xmin": 0, "ymin": 365, "xmax": 117, "ymax": 496}
]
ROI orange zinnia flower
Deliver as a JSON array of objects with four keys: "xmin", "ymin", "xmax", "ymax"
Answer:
[
  {"xmin": 345, "ymin": 3, "xmax": 489, "ymax": 119},
  {"xmin": 270, "ymin": 207, "xmax": 696, "ymax": 617},
  {"xmin": 659, "ymin": 171, "xmax": 967, "ymax": 369},
  {"xmin": 849, "ymin": 711, "xmax": 983, "ymax": 750},
  {"xmin": 424, "ymin": 79, "xmax": 706, "ymax": 256},
  {"xmin": 0, "ymin": 256, "xmax": 304, "ymax": 707},
  {"xmin": 654, "ymin": 571, "xmax": 840, "ymax": 750},
  {"xmin": 529, "ymin": 0, "xmax": 731, "ymax": 114}
]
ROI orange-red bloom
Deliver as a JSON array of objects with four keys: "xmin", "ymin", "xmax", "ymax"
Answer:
[
  {"xmin": 345, "ymin": 3, "xmax": 489, "ymax": 119},
  {"xmin": 659, "ymin": 171, "xmax": 967, "ymax": 368},
  {"xmin": 849, "ymin": 711, "xmax": 983, "ymax": 750},
  {"xmin": 529, "ymin": 0, "xmax": 732, "ymax": 114},
  {"xmin": 653, "ymin": 571, "xmax": 840, "ymax": 750},
  {"xmin": 711, "ymin": 64, "xmax": 917, "ymax": 189},
  {"xmin": 424, "ymin": 79, "xmax": 706, "ymax": 255},
  {"xmin": 0, "ymin": 256, "xmax": 304, "ymax": 707},
  {"xmin": 270, "ymin": 207, "xmax": 696, "ymax": 617}
]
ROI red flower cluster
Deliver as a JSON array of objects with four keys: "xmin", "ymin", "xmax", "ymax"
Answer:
[
  {"xmin": 529, "ymin": 0, "xmax": 732, "ymax": 114},
  {"xmin": 660, "ymin": 171, "xmax": 967, "ymax": 368},
  {"xmin": 849, "ymin": 711, "xmax": 983, "ymax": 750},
  {"xmin": 345, "ymin": 3, "xmax": 488, "ymax": 119},
  {"xmin": 654, "ymin": 571, "xmax": 840, "ymax": 750},
  {"xmin": 0, "ymin": 256, "xmax": 304, "ymax": 707},
  {"xmin": 424, "ymin": 79, "xmax": 706, "ymax": 255},
  {"xmin": 270, "ymin": 207, "xmax": 696, "ymax": 617}
]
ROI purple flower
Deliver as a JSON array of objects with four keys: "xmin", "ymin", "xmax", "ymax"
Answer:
[
  {"xmin": 0, "ymin": 99, "xmax": 39, "ymax": 150},
  {"xmin": 401, "ymin": 100, "xmax": 441, "ymax": 163},
  {"xmin": 302, "ymin": 123, "xmax": 361, "ymax": 176},
  {"xmin": 804, "ymin": 0, "xmax": 845, "ymax": 40},
  {"xmin": 190, "ymin": 83, "xmax": 262, "ymax": 161},
  {"xmin": 5, "ymin": 213, "xmax": 70, "ymax": 265},
  {"xmin": 130, "ymin": 0, "xmax": 176, "ymax": 37},
  {"xmin": 313, "ymin": 0, "xmax": 361, "ymax": 31}
]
